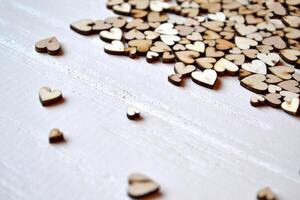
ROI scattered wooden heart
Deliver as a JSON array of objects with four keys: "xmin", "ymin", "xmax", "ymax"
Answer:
[
  {"xmin": 186, "ymin": 32, "xmax": 203, "ymax": 41},
  {"xmin": 104, "ymin": 40, "xmax": 125, "ymax": 55},
  {"xmin": 279, "ymin": 49, "xmax": 300, "ymax": 64},
  {"xmin": 128, "ymin": 39, "xmax": 152, "ymax": 55},
  {"xmin": 105, "ymin": 16, "xmax": 127, "ymax": 28},
  {"xmin": 278, "ymin": 80, "xmax": 300, "ymax": 93},
  {"xmin": 113, "ymin": 2, "xmax": 131, "ymax": 15},
  {"xmin": 235, "ymin": 23, "xmax": 257, "ymax": 36},
  {"xmin": 280, "ymin": 91, "xmax": 299, "ymax": 102},
  {"xmin": 126, "ymin": 106, "xmax": 141, "ymax": 120},
  {"xmin": 174, "ymin": 62, "xmax": 196, "ymax": 77},
  {"xmin": 125, "ymin": 29, "xmax": 145, "ymax": 40},
  {"xmin": 239, "ymin": 69, "xmax": 252, "ymax": 80},
  {"xmin": 242, "ymin": 49, "xmax": 258, "ymax": 59},
  {"xmin": 281, "ymin": 97, "xmax": 300, "ymax": 115},
  {"xmin": 191, "ymin": 69, "xmax": 217, "ymax": 89},
  {"xmin": 49, "ymin": 128, "xmax": 64, "ymax": 143},
  {"xmin": 266, "ymin": 74, "xmax": 283, "ymax": 84},
  {"xmin": 155, "ymin": 23, "xmax": 178, "ymax": 35},
  {"xmin": 160, "ymin": 35, "xmax": 180, "ymax": 46},
  {"xmin": 241, "ymin": 74, "xmax": 268, "ymax": 94},
  {"xmin": 262, "ymin": 36, "xmax": 286, "ymax": 50},
  {"xmin": 128, "ymin": 173, "xmax": 159, "ymax": 198},
  {"xmin": 235, "ymin": 36, "xmax": 258, "ymax": 50},
  {"xmin": 173, "ymin": 44, "xmax": 186, "ymax": 51},
  {"xmin": 150, "ymin": 41, "xmax": 171, "ymax": 53},
  {"xmin": 168, "ymin": 74, "xmax": 182, "ymax": 86},
  {"xmin": 100, "ymin": 28, "xmax": 123, "ymax": 42},
  {"xmin": 148, "ymin": 12, "xmax": 168, "ymax": 22},
  {"xmin": 39, "ymin": 87, "xmax": 63, "ymax": 106},
  {"xmin": 257, "ymin": 45, "xmax": 273, "ymax": 54},
  {"xmin": 144, "ymin": 31, "xmax": 160, "ymax": 40},
  {"xmin": 126, "ymin": 19, "xmax": 150, "ymax": 30},
  {"xmin": 175, "ymin": 25, "xmax": 195, "ymax": 36},
  {"xmin": 269, "ymin": 66, "xmax": 294, "ymax": 80},
  {"xmin": 205, "ymin": 47, "xmax": 224, "ymax": 58},
  {"xmin": 186, "ymin": 41, "xmax": 205, "ymax": 53},
  {"xmin": 150, "ymin": 0, "xmax": 170, "ymax": 12},
  {"xmin": 250, "ymin": 94, "xmax": 265, "ymax": 107},
  {"xmin": 225, "ymin": 54, "xmax": 245, "ymax": 66},
  {"xmin": 264, "ymin": 93, "xmax": 282, "ymax": 108},
  {"xmin": 162, "ymin": 52, "xmax": 175, "ymax": 63},
  {"xmin": 202, "ymin": 21, "xmax": 224, "ymax": 32},
  {"xmin": 214, "ymin": 58, "xmax": 239, "ymax": 75},
  {"xmin": 257, "ymin": 53, "xmax": 280, "ymax": 66},
  {"xmin": 175, "ymin": 51, "xmax": 200, "ymax": 64},
  {"xmin": 268, "ymin": 84, "xmax": 282, "ymax": 93},
  {"xmin": 35, "ymin": 37, "xmax": 61, "ymax": 55},
  {"xmin": 195, "ymin": 57, "xmax": 216, "ymax": 70},
  {"xmin": 146, "ymin": 51, "xmax": 159, "ymax": 63},
  {"xmin": 203, "ymin": 30, "xmax": 221, "ymax": 40},
  {"xmin": 284, "ymin": 27, "xmax": 300, "ymax": 39},
  {"xmin": 70, "ymin": 19, "xmax": 95, "ymax": 35},
  {"xmin": 257, "ymin": 187, "xmax": 276, "ymax": 200},
  {"xmin": 215, "ymin": 39, "xmax": 235, "ymax": 50}
]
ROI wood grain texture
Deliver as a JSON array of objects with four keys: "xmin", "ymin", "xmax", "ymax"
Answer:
[{"xmin": 0, "ymin": 1, "xmax": 300, "ymax": 200}]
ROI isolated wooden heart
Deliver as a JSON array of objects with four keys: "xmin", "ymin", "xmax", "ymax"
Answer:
[
  {"xmin": 104, "ymin": 40, "xmax": 125, "ymax": 55},
  {"xmin": 235, "ymin": 36, "xmax": 258, "ymax": 50},
  {"xmin": 128, "ymin": 173, "xmax": 159, "ymax": 198},
  {"xmin": 242, "ymin": 59, "xmax": 267, "ymax": 75},
  {"xmin": 49, "ymin": 128, "xmax": 64, "ymax": 143},
  {"xmin": 257, "ymin": 53, "xmax": 280, "ymax": 66},
  {"xmin": 168, "ymin": 74, "xmax": 182, "ymax": 86},
  {"xmin": 191, "ymin": 69, "xmax": 217, "ymax": 89},
  {"xmin": 175, "ymin": 51, "xmax": 200, "ymax": 64},
  {"xmin": 279, "ymin": 49, "xmax": 300, "ymax": 64},
  {"xmin": 281, "ymin": 97, "xmax": 300, "ymax": 115},
  {"xmin": 241, "ymin": 74, "xmax": 268, "ymax": 94},
  {"xmin": 265, "ymin": 93, "xmax": 282, "ymax": 108},
  {"xmin": 174, "ymin": 62, "xmax": 196, "ymax": 77},
  {"xmin": 278, "ymin": 80, "xmax": 300, "ymax": 93},
  {"xmin": 39, "ymin": 87, "xmax": 63, "ymax": 106},
  {"xmin": 70, "ymin": 19, "xmax": 94, "ymax": 35},
  {"xmin": 35, "ymin": 37, "xmax": 61, "ymax": 55},
  {"xmin": 100, "ymin": 28, "xmax": 122, "ymax": 42},
  {"xmin": 155, "ymin": 23, "xmax": 178, "ymax": 35},
  {"xmin": 214, "ymin": 58, "xmax": 239, "ymax": 75},
  {"xmin": 127, "ymin": 106, "xmax": 141, "ymax": 120}
]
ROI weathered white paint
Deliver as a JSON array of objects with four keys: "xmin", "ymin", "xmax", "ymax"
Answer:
[{"xmin": 0, "ymin": 0, "xmax": 300, "ymax": 200}]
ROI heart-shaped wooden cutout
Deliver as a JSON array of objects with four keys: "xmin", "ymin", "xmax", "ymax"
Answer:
[
  {"xmin": 35, "ymin": 37, "xmax": 61, "ymax": 55},
  {"xmin": 150, "ymin": 41, "xmax": 171, "ymax": 53},
  {"xmin": 278, "ymin": 80, "xmax": 300, "ymax": 93},
  {"xmin": 146, "ymin": 51, "xmax": 159, "ymax": 63},
  {"xmin": 70, "ymin": 19, "xmax": 95, "ymax": 35},
  {"xmin": 205, "ymin": 47, "xmax": 224, "ymax": 58},
  {"xmin": 144, "ymin": 31, "xmax": 160, "ymax": 40},
  {"xmin": 100, "ymin": 28, "xmax": 122, "ymax": 42},
  {"xmin": 128, "ymin": 39, "xmax": 152, "ymax": 55},
  {"xmin": 175, "ymin": 50, "xmax": 200, "ymax": 64},
  {"xmin": 150, "ymin": 0, "xmax": 170, "ymax": 12},
  {"xmin": 174, "ymin": 62, "xmax": 196, "ymax": 77},
  {"xmin": 235, "ymin": 36, "xmax": 258, "ymax": 50},
  {"xmin": 191, "ymin": 69, "xmax": 217, "ymax": 89},
  {"xmin": 39, "ymin": 87, "xmax": 63, "ymax": 106},
  {"xmin": 262, "ymin": 36, "xmax": 286, "ymax": 50},
  {"xmin": 125, "ymin": 29, "xmax": 145, "ymax": 40},
  {"xmin": 241, "ymin": 74, "xmax": 268, "ymax": 94},
  {"xmin": 127, "ymin": 106, "xmax": 141, "ymax": 120},
  {"xmin": 269, "ymin": 66, "xmax": 295, "ymax": 80},
  {"xmin": 128, "ymin": 173, "xmax": 159, "ymax": 198},
  {"xmin": 129, "ymin": 0, "xmax": 149, "ymax": 9},
  {"xmin": 281, "ymin": 97, "xmax": 300, "ymax": 115},
  {"xmin": 168, "ymin": 74, "xmax": 182, "ymax": 86},
  {"xmin": 242, "ymin": 59, "xmax": 267, "ymax": 75},
  {"xmin": 104, "ymin": 40, "xmax": 125, "ymax": 55},
  {"xmin": 214, "ymin": 58, "xmax": 239, "ymax": 75},
  {"xmin": 155, "ymin": 23, "xmax": 178, "ymax": 35},
  {"xmin": 279, "ymin": 49, "xmax": 300, "ymax": 64},
  {"xmin": 235, "ymin": 23, "xmax": 257, "ymax": 36},
  {"xmin": 251, "ymin": 94, "xmax": 265, "ymax": 107},
  {"xmin": 265, "ymin": 93, "xmax": 282, "ymax": 108},
  {"xmin": 225, "ymin": 54, "xmax": 245, "ymax": 66},
  {"xmin": 195, "ymin": 57, "xmax": 216, "ymax": 70},
  {"xmin": 215, "ymin": 39, "xmax": 235, "ymax": 51},
  {"xmin": 113, "ymin": 3, "xmax": 131, "ymax": 15},
  {"xmin": 160, "ymin": 35, "xmax": 180, "ymax": 46},
  {"xmin": 266, "ymin": 74, "xmax": 283, "ymax": 84},
  {"xmin": 257, "ymin": 53, "xmax": 280, "ymax": 66},
  {"xmin": 257, "ymin": 187, "xmax": 276, "ymax": 200},
  {"xmin": 186, "ymin": 41, "xmax": 205, "ymax": 53},
  {"xmin": 162, "ymin": 52, "xmax": 175, "ymax": 63}
]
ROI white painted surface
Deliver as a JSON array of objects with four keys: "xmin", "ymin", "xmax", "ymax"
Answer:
[{"xmin": 0, "ymin": 1, "xmax": 300, "ymax": 200}]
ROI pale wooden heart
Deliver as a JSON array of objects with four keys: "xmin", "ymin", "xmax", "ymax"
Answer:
[
  {"xmin": 268, "ymin": 84, "xmax": 282, "ymax": 93},
  {"xmin": 168, "ymin": 74, "xmax": 182, "ymax": 86},
  {"xmin": 191, "ymin": 69, "xmax": 217, "ymax": 89},
  {"xmin": 241, "ymin": 74, "xmax": 268, "ymax": 94},
  {"xmin": 250, "ymin": 94, "xmax": 265, "ymax": 107},
  {"xmin": 100, "ymin": 28, "xmax": 122, "ymax": 42},
  {"xmin": 35, "ymin": 37, "xmax": 61, "ymax": 55},
  {"xmin": 205, "ymin": 47, "xmax": 224, "ymax": 58},
  {"xmin": 235, "ymin": 36, "xmax": 258, "ymax": 50},
  {"xmin": 39, "ymin": 87, "xmax": 63, "ymax": 106},
  {"xmin": 126, "ymin": 106, "xmax": 141, "ymax": 120},
  {"xmin": 70, "ymin": 19, "xmax": 94, "ymax": 35},
  {"xmin": 225, "ymin": 54, "xmax": 245, "ymax": 66},
  {"xmin": 162, "ymin": 52, "xmax": 175, "ymax": 63},
  {"xmin": 257, "ymin": 53, "xmax": 280, "ymax": 66},
  {"xmin": 174, "ymin": 62, "xmax": 196, "ymax": 77},
  {"xmin": 195, "ymin": 57, "xmax": 216, "ymax": 70},
  {"xmin": 124, "ymin": 29, "xmax": 145, "ymax": 40},
  {"xmin": 202, "ymin": 21, "xmax": 224, "ymax": 32},
  {"xmin": 175, "ymin": 51, "xmax": 199, "ymax": 64},
  {"xmin": 113, "ymin": 3, "xmax": 131, "ymax": 15},
  {"xmin": 262, "ymin": 36, "xmax": 286, "ymax": 50},
  {"xmin": 144, "ymin": 31, "xmax": 160, "ymax": 40},
  {"xmin": 186, "ymin": 32, "xmax": 203, "ymax": 41},
  {"xmin": 155, "ymin": 23, "xmax": 178, "ymax": 35},
  {"xmin": 128, "ymin": 173, "xmax": 159, "ymax": 198},
  {"xmin": 160, "ymin": 35, "xmax": 180, "ymax": 46},
  {"xmin": 207, "ymin": 12, "xmax": 226, "ymax": 21},
  {"xmin": 242, "ymin": 49, "xmax": 258, "ymax": 59},
  {"xmin": 203, "ymin": 30, "xmax": 221, "ymax": 40},
  {"xmin": 279, "ymin": 49, "xmax": 300, "ymax": 64},
  {"xmin": 105, "ymin": 16, "xmax": 127, "ymax": 28},
  {"xmin": 266, "ymin": 74, "xmax": 282, "ymax": 84},
  {"xmin": 128, "ymin": 39, "xmax": 152, "ymax": 55},
  {"xmin": 284, "ymin": 27, "xmax": 300, "ymax": 40},
  {"xmin": 49, "ymin": 128, "xmax": 64, "ymax": 143},
  {"xmin": 235, "ymin": 23, "xmax": 257, "ymax": 36},
  {"xmin": 146, "ymin": 51, "xmax": 159, "ymax": 63},
  {"xmin": 148, "ymin": 12, "xmax": 168, "ymax": 23},
  {"xmin": 280, "ymin": 91, "xmax": 299, "ymax": 102},
  {"xmin": 104, "ymin": 40, "xmax": 125, "ymax": 55},
  {"xmin": 269, "ymin": 66, "xmax": 295, "ymax": 80},
  {"xmin": 281, "ymin": 97, "xmax": 300, "ymax": 116},
  {"xmin": 214, "ymin": 58, "xmax": 239, "ymax": 75},
  {"xmin": 265, "ymin": 93, "xmax": 282, "ymax": 108},
  {"xmin": 242, "ymin": 59, "xmax": 267, "ymax": 75},
  {"xmin": 129, "ymin": 0, "xmax": 149, "ymax": 10},
  {"xmin": 186, "ymin": 42, "xmax": 205, "ymax": 53},
  {"xmin": 150, "ymin": 41, "xmax": 171, "ymax": 53},
  {"xmin": 278, "ymin": 80, "xmax": 300, "ymax": 93},
  {"xmin": 150, "ymin": 0, "xmax": 170, "ymax": 12}
]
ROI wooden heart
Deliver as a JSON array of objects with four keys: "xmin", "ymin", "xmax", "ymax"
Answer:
[
  {"xmin": 174, "ymin": 62, "xmax": 196, "ymax": 77},
  {"xmin": 92, "ymin": 20, "xmax": 112, "ymax": 32},
  {"xmin": 49, "ymin": 128, "xmax": 64, "ymax": 143},
  {"xmin": 149, "ymin": 41, "xmax": 170, "ymax": 54},
  {"xmin": 160, "ymin": 35, "xmax": 180, "ymax": 46},
  {"xmin": 262, "ymin": 36, "xmax": 286, "ymax": 50},
  {"xmin": 241, "ymin": 74, "xmax": 268, "ymax": 94},
  {"xmin": 131, "ymin": 9, "xmax": 148, "ymax": 18},
  {"xmin": 235, "ymin": 36, "xmax": 258, "ymax": 50},
  {"xmin": 168, "ymin": 74, "xmax": 182, "ymax": 86},
  {"xmin": 126, "ymin": 106, "xmax": 141, "ymax": 120},
  {"xmin": 251, "ymin": 94, "xmax": 265, "ymax": 107},
  {"xmin": 203, "ymin": 30, "xmax": 221, "ymax": 40},
  {"xmin": 175, "ymin": 25, "xmax": 195, "ymax": 36},
  {"xmin": 162, "ymin": 52, "xmax": 175, "ymax": 63},
  {"xmin": 205, "ymin": 47, "xmax": 224, "ymax": 58},
  {"xmin": 113, "ymin": 3, "xmax": 131, "ymax": 15},
  {"xmin": 235, "ymin": 23, "xmax": 257, "ymax": 36},
  {"xmin": 220, "ymin": 31, "xmax": 235, "ymax": 40},
  {"xmin": 214, "ymin": 58, "xmax": 239, "ymax": 75},
  {"xmin": 146, "ymin": 51, "xmax": 159, "ymax": 63},
  {"xmin": 225, "ymin": 54, "xmax": 245, "ymax": 66},
  {"xmin": 39, "ymin": 87, "xmax": 63, "ymax": 106},
  {"xmin": 257, "ymin": 53, "xmax": 280, "ymax": 66},
  {"xmin": 266, "ymin": 74, "xmax": 283, "ymax": 84},
  {"xmin": 186, "ymin": 32, "xmax": 203, "ymax": 41},
  {"xmin": 107, "ymin": 0, "xmax": 124, "ymax": 8},
  {"xmin": 173, "ymin": 44, "xmax": 186, "ymax": 51},
  {"xmin": 247, "ymin": 32, "xmax": 263, "ymax": 42},
  {"xmin": 128, "ymin": 173, "xmax": 159, "ymax": 198},
  {"xmin": 100, "ymin": 28, "xmax": 122, "ymax": 42},
  {"xmin": 128, "ymin": 40, "xmax": 152, "ymax": 55},
  {"xmin": 278, "ymin": 80, "xmax": 300, "ymax": 93},
  {"xmin": 105, "ymin": 16, "xmax": 127, "ymax": 28},
  {"xmin": 191, "ymin": 69, "xmax": 217, "ymax": 89},
  {"xmin": 202, "ymin": 21, "xmax": 224, "ymax": 32},
  {"xmin": 283, "ymin": 16, "xmax": 300, "ymax": 28},
  {"xmin": 280, "ymin": 91, "xmax": 299, "ymax": 102},
  {"xmin": 239, "ymin": 69, "xmax": 252, "ymax": 80},
  {"xmin": 257, "ymin": 45, "xmax": 274, "ymax": 54},
  {"xmin": 104, "ymin": 40, "xmax": 125, "ymax": 55},
  {"xmin": 242, "ymin": 49, "xmax": 258, "ymax": 59},
  {"xmin": 269, "ymin": 66, "xmax": 294, "ymax": 80},
  {"xmin": 207, "ymin": 12, "xmax": 226, "ymax": 22},
  {"xmin": 266, "ymin": 1, "xmax": 286, "ymax": 16},
  {"xmin": 70, "ymin": 19, "xmax": 94, "ymax": 35},
  {"xmin": 268, "ymin": 84, "xmax": 282, "ymax": 93},
  {"xmin": 150, "ymin": 0, "xmax": 170, "ymax": 12},
  {"xmin": 124, "ymin": 29, "xmax": 145, "ymax": 40},
  {"xmin": 284, "ymin": 27, "xmax": 300, "ymax": 39},
  {"xmin": 242, "ymin": 59, "xmax": 267, "ymax": 75},
  {"xmin": 186, "ymin": 42, "xmax": 205, "ymax": 53},
  {"xmin": 195, "ymin": 57, "xmax": 216, "ymax": 70},
  {"xmin": 245, "ymin": 15, "xmax": 263, "ymax": 24},
  {"xmin": 144, "ymin": 31, "xmax": 160, "ymax": 40},
  {"xmin": 126, "ymin": 19, "xmax": 149, "ymax": 30},
  {"xmin": 215, "ymin": 39, "xmax": 235, "ymax": 50},
  {"xmin": 35, "ymin": 37, "xmax": 61, "ymax": 55},
  {"xmin": 281, "ymin": 97, "xmax": 300, "ymax": 115},
  {"xmin": 175, "ymin": 50, "xmax": 200, "ymax": 64},
  {"xmin": 129, "ymin": 0, "xmax": 149, "ymax": 10},
  {"xmin": 257, "ymin": 22, "xmax": 276, "ymax": 32},
  {"xmin": 155, "ymin": 23, "xmax": 178, "ymax": 35},
  {"xmin": 265, "ymin": 93, "xmax": 282, "ymax": 108},
  {"xmin": 279, "ymin": 49, "xmax": 300, "ymax": 64},
  {"xmin": 148, "ymin": 12, "xmax": 168, "ymax": 23}
]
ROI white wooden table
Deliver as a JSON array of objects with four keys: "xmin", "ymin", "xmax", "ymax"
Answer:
[{"xmin": 0, "ymin": 0, "xmax": 300, "ymax": 200}]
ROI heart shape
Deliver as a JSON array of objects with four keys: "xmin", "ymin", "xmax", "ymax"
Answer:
[
  {"xmin": 126, "ymin": 106, "xmax": 141, "ymax": 120},
  {"xmin": 160, "ymin": 35, "xmax": 180, "ymax": 46},
  {"xmin": 175, "ymin": 51, "xmax": 200, "ymax": 64},
  {"xmin": 242, "ymin": 59, "xmax": 267, "ymax": 75},
  {"xmin": 225, "ymin": 54, "xmax": 245, "ymax": 66},
  {"xmin": 241, "ymin": 74, "xmax": 268, "ymax": 94},
  {"xmin": 235, "ymin": 36, "xmax": 258, "ymax": 50},
  {"xmin": 155, "ymin": 23, "xmax": 178, "ymax": 35},
  {"xmin": 203, "ymin": 30, "xmax": 221, "ymax": 40},
  {"xmin": 191, "ymin": 69, "xmax": 217, "ymax": 89},
  {"xmin": 257, "ymin": 53, "xmax": 280, "ymax": 66},
  {"xmin": 124, "ymin": 29, "xmax": 145, "ymax": 40},
  {"xmin": 215, "ymin": 39, "xmax": 235, "ymax": 50},
  {"xmin": 126, "ymin": 19, "xmax": 150, "ymax": 30},
  {"xmin": 168, "ymin": 74, "xmax": 182, "ymax": 86},
  {"xmin": 257, "ymin": 187, "xmax": 276, "ymax": 200},
  {"xmin": 129, "ymin": 0, "xmax": 149, "ymax": 10},
  {"xmin": 235, "ymin": 23, "xmax": 257, "ymax": 36},
  {"xmin": 128, "ymin": 39, "xmax": 152, "ymax": 55},
  {"xmin": 186, "ymin": 32, "xmax": 203, "ymax": 41},
  {"xmin": 104, "ymin": 40, "xmax": 125, "ymax": 55},
  {"xmin": 146, "ymin": 51, "xmax": 159, "ymax": 63},
  {"xmin": 150, "ymin": 41, "xmax": 171, "ymax": 53},
  {"xmin": 162, "ymin": 52, "xmax": 175, "ymax": 63},
  {"xmin": 202, "ymin": 21, "xmax": 224, "ymax": 32},
  {"xmin": 186, "ymin": 42, "xmax": 205, "ymax": 53},
  {"xmin": 39, "ymin": 87, "xmax": 63, "ymax": 106},
  {"xmin": 205, "ymin": 47, "xmax": 224, "ymax": 58},
  {"xmin": 150, "ymin": 0, "xmax": 170, "ymax": 12},
  {"xmin": 35, "ymin": 37, "xmax": 61, "ymax": 55},
  {"xmin": 70, "ymin": 19, "xmax": 95, "ymax": 35},
  {"xmin": 265, "ymin": 93, "xmax": 282, "ymax": 108},
  {"xmin": 278, "ymin": 80, "xmax": 300, "ymax": 93},
  {"xmin": 269, "ymin": 66, "xmax": 294, "ymax": 80},
  {"xmin": 281, "ymin": 97, "xmax": 300, "ymax": 116},
  {"xmin": 49, "ymin": 128, "xmax": 64, "ymax": 143},
  {"xmin": 268, "ymin": 84, "xmax": 282, "ymax": 93},
  {"xmin": 279, "ymin": 49, "xmax": 300, "ymax": 64},
  {"xmin": 242, "ymin": 49, "xmax": 258, "ymax": 59},
  {"xmin": 100, "ymin": 28, "xmax": 122, "ymax": 42},
  {"xmin": 144, "ymin": 31, "xmax": 160, "ymax": 40},
  {"xmin": 250, "ymin": 94, "xmax": 265, "ymax": 107},
  {"xmin": 214, "ymin": 58, "xmax": 239, "ymax": 75},
  {"xmin": 128, "ymin": 173, "xmax": 159, "ymax": 198},
  {"xmin": 195, "ymin": 57, "xmax": 216, "ymax": 70},
  {"xmin": 113, "ymin": 3, "xmax": 131, "ymax": 15},
  {"xmin": 174, "ymin": 62, "xmax": 196, "ymax": 77},
  {"xmin": 262, "ymin": 36, "xmax": 286, "ymax": 50}
]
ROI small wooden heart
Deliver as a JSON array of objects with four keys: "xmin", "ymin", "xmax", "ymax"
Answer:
[
  {"xmin": 49, "ymin": 128, "xmax": 64, "ymax": 143},
  {"xmin": 257, "ymin": 187, "xmax": 276, "ymax": 200},
  {"xmin": 168, "ymin": 74, "xmax": 182, "ymax": 86},
  {"xmin": 39, "ymin": 87, "xmax": 63, "ymax": 106},
  {"xmin": 251, "ymin": 94, "xmax": 265, "ymax": 107},
  {"xmin": 191, "ymin": 69, "xmax": 217, "ymax": 89},
  {"xmin": 128, "ymin": 173, "xmax": 159, "ymax": 198},
  {"xmin": 174, "ymin": 62, "xmax": 196, "ymax": 77},
  {"xmin": 35, "ymin": 37, "xmax": 61, "ymax": 55},
  {"xmin": 127, "ymin": 106, "xmax": 141, "ymax": 120}
]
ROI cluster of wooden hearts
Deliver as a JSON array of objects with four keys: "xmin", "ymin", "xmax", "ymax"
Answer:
[{"xmin": 70, "ymin": 0, "xmax": 300, "ymax": 118}]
